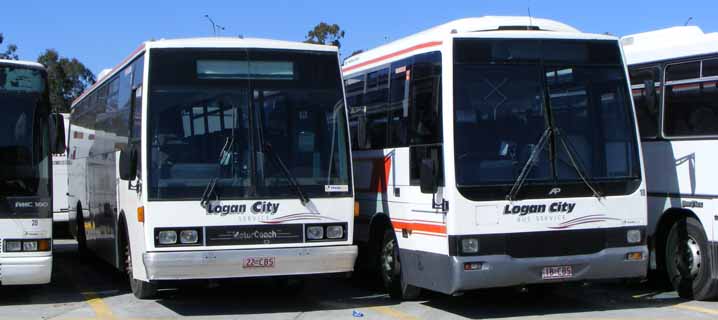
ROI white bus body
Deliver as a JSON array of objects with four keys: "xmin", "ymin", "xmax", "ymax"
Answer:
[
  {"xmin": 623, "ymin": 26, "xmax": 718, "ymax": 300},
  {"xmin": 52, "ymin": 113, "xmax": 70, "ymax": 223},
  {"xmin": 67, "ymin": 38, "xmax": 357, "ymax": 299},
  {"xmin": 0, "ymin": 59, "xmax": 63, "ymax": 285},
  {"xmin": 344, "ymin": 17, "xmax": 648, "ymax": 299}
]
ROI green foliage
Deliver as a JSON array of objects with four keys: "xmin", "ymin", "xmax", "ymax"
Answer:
[
  {"xmin": 37, "ymin": 49, "xmax": 96, "ymax": 113},
  {"xmin": 304, "ymin": 22, "xmax": 345, "ymax": 49},
  {"xmin": 0, "ymin": 33, "xmax": 19, "ymax": 60}
]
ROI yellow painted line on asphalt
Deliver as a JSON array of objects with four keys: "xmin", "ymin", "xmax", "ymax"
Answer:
[
  {"xmin": 81, "ymin": 291, "xmax": 116, "ymax": 320},
  {"xmin": 370, "ymin": 306, "xmax": 419, "ymax": 320},
  {"xmin": 672, "ymin": 303, "xmax": 718, "ymax": 315}
]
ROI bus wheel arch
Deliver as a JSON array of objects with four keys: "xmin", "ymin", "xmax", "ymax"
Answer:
[
  {"xmin": 653, "ymin": 208, "xmax": 698, "ymax": 274},
  {"xmin": 368, "ymin": 213, "xmax": 392, "ymax": 272},
  {"xmin": 118, "ymin": 211, "xmax": 157, "ymax": 299},
  {"xmin": 75, "ymin": 201, "xmax": 88, "ymax": 255}
]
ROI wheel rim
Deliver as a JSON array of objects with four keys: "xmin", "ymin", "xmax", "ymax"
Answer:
[
  {"xmin": 381, "ymin": 238, "xmax": 397, "ymax": 283},
  {"xmin": 674, "ymin": 235, "xmax": 701, "ymax": 279}
]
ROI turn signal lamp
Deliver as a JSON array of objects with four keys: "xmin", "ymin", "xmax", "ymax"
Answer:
[{"xmin": 137, "ymin": 206, "xmax": 145, "ymax": 222}]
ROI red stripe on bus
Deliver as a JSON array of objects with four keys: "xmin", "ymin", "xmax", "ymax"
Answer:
[
  {"xmin": 342, "ymin": 41, "xmax": 443, "ymax": 73},
  {"xmin": 392, "ymin": 220, "xmax": 447, "ymax": 234}
]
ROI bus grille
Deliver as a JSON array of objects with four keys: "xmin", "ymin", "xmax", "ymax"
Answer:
[{"xmin": 506, "ymin": 229, "xmax": 605, "ymax": 258}]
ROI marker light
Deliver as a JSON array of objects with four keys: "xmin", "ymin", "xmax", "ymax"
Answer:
[
  {"xmin": 626, "ymin": 252, "xmax": 644, "ymax": 261},
  {"xmin": 326, "ymin": 225, "xmax": 344, "ymax": 239},
  {"xmin": 158, "ymin": 230, "xmax": 178, "ymax": 244},
  {"xmin": 179, "ymin": 230, "xmax": 199, "ymax": 244},
  {"xmin": 306, "ymin": 226, "xmax": 324, "ymax": 240},
  {"xmin": 137, "ymin": 206, "xmax": 145, "ymax": 222}
]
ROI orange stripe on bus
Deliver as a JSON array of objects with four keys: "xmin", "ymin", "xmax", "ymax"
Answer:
[
  {"xmin": 392, "ymin": 220, "xmax": 447, "ymax": 234},
  {"xmin": 342, "ymin": 41, "xmax": 443, "ymax": 73}
]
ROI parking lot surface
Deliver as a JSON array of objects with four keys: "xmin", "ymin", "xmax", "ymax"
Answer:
[{"xmin": 0, "ymin": 240, "xmax": 717, "ymax": 320}]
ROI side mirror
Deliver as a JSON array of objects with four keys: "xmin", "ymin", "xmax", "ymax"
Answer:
[
  {"xmin": 50, "ymin": 113, "xmax": 66, "ymax": 154},
  {"xmin": 643, "ymin": 79, "xmax": 657, "ymax": 113},
  {"xmin": 420, "ymin": 158, "xmax": 438, "ymax": 194},
  {"xmin": 119, "ymin": 145, "xmax": 138, "ymax": 181},
  {"xmin": 356, "ymin": 107, "xmax": 368, "ymax": 149}
]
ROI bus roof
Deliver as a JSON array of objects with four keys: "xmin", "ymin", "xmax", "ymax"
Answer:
[
  {"xmin": 342, "ymin": 16, "xmax": 596, "ymax": 73},
  {"xmin": 71, "ymin": 37, "xmax": 338, "ymax": 107},
  {"xmin": 621, "ymin": 26, "xmax": 718, "ymax": 66},
  {"xmin": 0, "ymin": 59, "xmax": 45, "ymax": 70}
]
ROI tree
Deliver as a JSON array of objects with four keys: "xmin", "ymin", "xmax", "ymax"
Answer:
[
  {"xmin": 0, "ymin": 33, "xmax": 19, "ymax": 60},
  {"xmin": 37, "ymin": 49, "xmax": 96, "ymax": 113},
  {"xmin": 304, "ymin": 22, "xmax": 345, "ymax": 49}
]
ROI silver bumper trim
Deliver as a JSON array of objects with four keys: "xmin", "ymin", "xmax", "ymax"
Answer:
[{"xmin": 143, "ymin": 245, "xmax": 358, "ymax": 280}]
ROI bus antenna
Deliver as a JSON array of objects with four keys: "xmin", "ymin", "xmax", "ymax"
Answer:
[
  {"xmin": 684, "ymin": 17, "xmax": 693, "ymax": 26},
  {"xmin": 527, "ymin": 0, "xmax": 533, "ymax": 30}
]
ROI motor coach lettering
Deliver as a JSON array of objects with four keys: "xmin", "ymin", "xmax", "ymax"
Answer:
[{"xmin": 503, "ymin": 202, "xmax": 576, "ymax": 216}]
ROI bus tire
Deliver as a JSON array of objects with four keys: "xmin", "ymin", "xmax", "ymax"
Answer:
[
  {"xmin": 76, "ymin": 204, "xmax": 88, "ymax": 257},
  {"xmin": 380, "ymin": 229, "xmax": 421, "ymax": 300},
  {"xmin": 122, "ymin": 226, "xmax": 157, "ymax": 299},
  {"xmin": 665, "ymin": 217, "xmax": 718, "ymax": 301}
]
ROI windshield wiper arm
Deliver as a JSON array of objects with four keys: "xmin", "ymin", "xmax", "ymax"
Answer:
[
  {"xmin": 554, "ymin": 128, "xmax": 603, "ymax": 200},
  {"xmin": 263, "ymin": 142, "xmax": 310, "ymax": 205},
  {"xmin": 200, "ymin": 136, "xmax": 234, "ymax": 208},
  {"xmin": 506, "ymin": 126, "xmax": 552, "ymax": 201}
]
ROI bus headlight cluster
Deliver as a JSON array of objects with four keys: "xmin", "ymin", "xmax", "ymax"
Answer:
[
  {"xmin": 461, "ymin": 238, "xmax": 479, "ymax": 254},
  {"xmin": 155, "ymin": 228, "xmax": 202, "ymax": 246},
  {"xmin": 305, "ymin": 223, "xmax": 347, "ymax": 241},
  {"xmin": 626, "ymin": 229, "xmax": 642, "ymax": 244},
  {"xmin": 4, "ymin": 239, "xmax": 51, "ymax": 252}
]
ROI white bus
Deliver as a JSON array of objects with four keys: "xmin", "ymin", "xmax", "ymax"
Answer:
[
  {"xmin": 0, "ymin": 59, "xmax": 66, "ymax": 285},
  {"xmin": 622, "ymin": 26, "xmax": 718, "ymax": 300},
  {"xmin": 52, "ymin": 113, "xmax": 70, "ymax": 227},
  {"xmin": 343, "ymin": 17, "xmax": 648, "ymax": 299},
  {"xmin": 68, "ymin": 38, "xmax": 357, "ymax": 299}
]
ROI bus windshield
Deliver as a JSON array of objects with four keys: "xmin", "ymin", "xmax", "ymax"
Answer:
[
  {"xmin": 147, "ymin": 49, "xmax": 351, "ymax": 201},
  {"xmin": 0, "ymin": 65, "xmax": 51, "ymax": 214},
  {"xmin": 453, "ymin": 39, "xmax": 640, "ymax": 200}
]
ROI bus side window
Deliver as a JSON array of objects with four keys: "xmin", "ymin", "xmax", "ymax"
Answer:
[
  {"xmin": 629, "ymin": 67, "xmax": 660, "ymax": 138},
  {"xmin": 664, "ymin": 60, "xmax": 718, "ymax": 136},
  {"xmin": 364, "ymin": 68, "xmax": 390, "ymax": 149},
  {"xmin": 388, "ymin": 58, "xmax": 412, "ymax": 147},
  {"xmin": 345, "ymin": 75, "xmax": 365, "ymax": 150}
]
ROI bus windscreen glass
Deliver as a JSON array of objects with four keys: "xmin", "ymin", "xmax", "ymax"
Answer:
[
  {"xmin": 453, "ymin": 39, "xmax": 640, "ymax": 200},
  {"xmin": 147, "ymin": 49, "xmax": 351, "ymax": 200},
  {"xmin": 0, "ymin": 65, "xmax": 51, "ymax": 217}
]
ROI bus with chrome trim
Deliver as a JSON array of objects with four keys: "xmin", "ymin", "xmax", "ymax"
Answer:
[
  {"xmin": 67, "ymin": 38, "xmax": 356, "ymax": 299},
  {"xmin": 343, "ymin": 16, "xmax": 648, "ymax": 299},
  {"xmin": 622, "ymin": 26, "xmax": 718, "ymax": 301},
  {"xmin": 0, "ymin": 59, "xmax": 66, "ymax": 285}
]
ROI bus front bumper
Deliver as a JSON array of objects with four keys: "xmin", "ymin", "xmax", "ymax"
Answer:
[
  {"xmin": 447, "ymin": 246, "xmax": 647, "ymax": 293},
  {"xmin": 143, "ymin": 245, "xmax": 358, "ymax": 280},
  {"xmin": 0, "ymin": 256, "xmax": 52, "ymax": 285}
]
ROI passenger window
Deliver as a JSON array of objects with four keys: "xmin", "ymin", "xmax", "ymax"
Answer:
[
  {"xmin": 388, "ymin": 59, "xmax": 411, "ymax": 147},
  {"xmin": 664, "ymin": 63, "xmax": 718, "ymax": 136},
  {"xmin": 703, "ymin": 58, "xmax": 718, "ymax": 77},
  {"xmin": 410, "ymin": 145, "xmax": 443, "ymax": 185},
  {"xmin": 410, "ymin": 52, "xmax": 442, "ymax": 145},
  {"xmin": 365, "ymin": 68, "xmax": 390, "ymax": 149},
  {"xmin": 629, "ymin": 67, "xmax": 660, "ymax": 138},
  {"xmin": 665, "ymin": 61, "xmax": 700, "ymax": 81}
]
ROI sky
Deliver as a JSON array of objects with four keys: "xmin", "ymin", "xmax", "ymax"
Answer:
[{"xmin": 2, "ymin": 0, "xmax": 717, "ymax": 75}]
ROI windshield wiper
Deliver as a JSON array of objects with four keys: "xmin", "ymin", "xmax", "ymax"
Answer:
[
  {"xmin": 263, "ymin": 142, "xmax": 310, "ymax": 205},
  {"xmin": 200, "ymin": 136, "xmax": 234, "ymax": 208},
  {"xmin": 506, "ymin": 126, "xmax": 552, "ymax": 201},
  {"xmin": 554, "ymin": 127, "xmax": 603, "ymax": 200}
]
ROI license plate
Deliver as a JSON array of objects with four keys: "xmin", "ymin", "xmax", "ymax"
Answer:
[
  {"xmin": 243, "ymin": 257, "xmax": 276, "ymax": 268},
  {"xmin": 542, "ymin": 265, "xmax": 573, "ymax": 280}
]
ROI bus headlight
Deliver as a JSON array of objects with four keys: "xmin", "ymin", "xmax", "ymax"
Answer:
[
  {"xmin": 461, "ymin": 238, "xmax": 479, "ymax": 254},
  {"xmin": 306, "ymin": 226, "xmax": 324, "ymax": 240},
  {"xmin": 23, "ymin": 241, "xmax": 38, "ymax": 251},
  {"xmin": 627, "ymin": 229, "xmax": 642, "ymax": 244},
  {"xmin": 158, "ymin": 230, "xmax": 178, "ymax": 244},
  {"xmin": 5, "ymin": 240, "xmax": 22, "ymax": 252},
  {"xmin": 179, "ymin": 230, "xmax": 199, "ymax": 244},
  {"xmin": 326, "ymin": 225, "xmax": 344, "ymax": 239}
]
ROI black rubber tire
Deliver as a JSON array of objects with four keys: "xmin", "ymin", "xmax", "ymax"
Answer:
[
  {"xmin": 379, "ymin": 229, "xmax": 421, "ymax": 300},
  {"xmin": 76, "ymin": 204, "xmax": 88, "ymax": 257},
  {"xmin": 123, "ymin": 225, "xmax": 157, "ymax": 299},
  {"xmin": 665, "ymin": 217, "xmax": 718, "ymax": 301}
]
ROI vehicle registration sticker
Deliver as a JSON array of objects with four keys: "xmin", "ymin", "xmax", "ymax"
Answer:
[
  {"xmin": 243, "ymin": 257, "xmax": 276, "ymax": 268},
  {"xmin": 542, "ymin": 265, "xmax": 573, "ymax": 280}
]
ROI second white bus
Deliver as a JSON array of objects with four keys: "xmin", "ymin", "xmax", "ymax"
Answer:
[
  {"xmin": 344, "ymin": 16, "xmax": 648, "ymax": 299},
  {"xmin": 623, "ymin": 26, "xmax": 718, "ymax": 300},
  {"xmin": 68, "ymin": 38, "xmax": 357, "ymax": 298}
]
